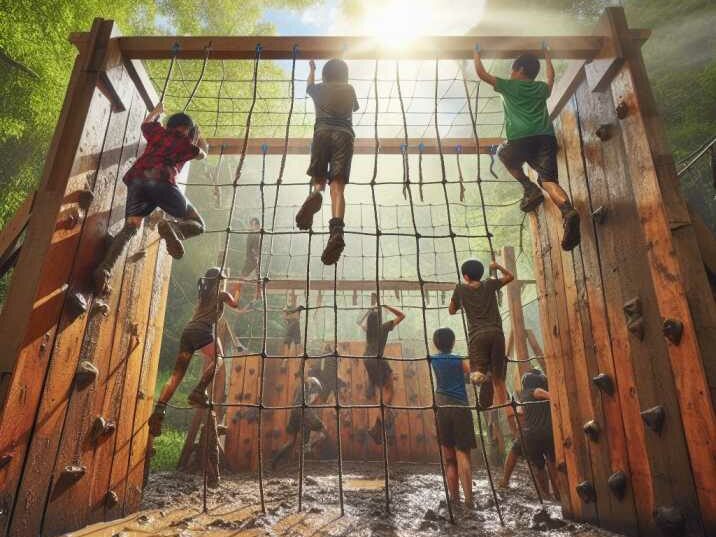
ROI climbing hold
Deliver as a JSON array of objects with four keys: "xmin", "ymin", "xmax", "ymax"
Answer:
[
  {"xmin": 62, "ymin": 465, "xmax": 86, "ymax": 480},
  {"xmin": 583, "ymin": 420, "xmax": 600, "ymax": 442},
  {"xmin": 595, "ymin": 124, "xmax": 612, "ymax": 141},
  {"xmin": 591, "ymin": 205, "xmax": 607, "ymax": 224},
  {"xmin": 623, "ymin": 297, "xmax": 645, "ymax": 340},
  {"xmin": 592, "ymin": 373, "xmax": 615, "ymax": 396},
  {"xmin": 67, "ymin": 292, "xmax": 89, "ymax": 316},
  {"xmin": 92, "ymin": 300, "xmax": 110, "ymax": 316},
  {"xmin": 641, "ymin": 405, "xmax": 665, "ymax": 433},
  {"xmin": 616, "ymin": 99, "xmax": 629, "ymax": 120},
  {"xmin": 654, "ymin": 506, "xmax": 686, "ymax": 537},
  {"xmin": 0, "ymin": 453, "xmax": 12, "ymax": 469},
  {"xmin": 105, "ymin": 490, "xmax": 119, "ymax": 507},
  {"xmin": 576, "ymin": 481, "xmax": 596, "ymax": 503},
  {"xmin": 89, "ymin": 416, "xmax": 116, "ymax": 442},
  {"xmin": 75, "ymin": 360, "xmax": 99, "ymax": 386},
  {"xmin": 607, "ymin": 471, "xmax": 628, "ymax": 500},
  {"xmin": 217, "ymin": 424, "xmax": 228, "ymax": 436},
  {"xmin": 662, "ymin": 318, "xmax": 683, "ymax": 345},
  {"xmin": 77, "ymin": 189, "xmax": 94, "ymax": 209}
]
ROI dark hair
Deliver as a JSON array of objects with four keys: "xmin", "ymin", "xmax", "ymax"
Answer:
[
  {"xmin": 433, "ymin": 327, "xmax": 456, "ymax": 353},
  {"xmin": 366, "ymin": 309, "xmax": 382, "ymax": 345},
  {"xmin": 166, "ymin": 112, "xmax": 195, "ymax": 130},
  {"xmin": 198, "ymin": 266, "xmax": 224, "ymax": 303},
  {"xmin": 512, "ymin": 53, "xmax": 540, "ymax": 80},
  {"xmin": 250, "ymin": 217, "xmax": 260, "ymax": 226},
  {"xmin": 461, "ymin": 259, "xmax": 484, "ymax": 281},
  {"xmin": 521, "ymin": 368, "xmax": 548, "ymax": 391},
  {"xmin": 322, "ymin": 58, "xmax": 349, "ymax": 83}
]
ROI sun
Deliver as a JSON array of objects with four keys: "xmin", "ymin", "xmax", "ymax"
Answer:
[{"xmin": 356, "ymin": 0, "xmax": 437, "ymax": 48}]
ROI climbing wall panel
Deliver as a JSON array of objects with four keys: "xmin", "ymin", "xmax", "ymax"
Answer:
[
  {"xmin": 0, "ymin": 19, "xmax": 174, "ymax": 537},
  {"xmin": 531, "ymin": 25, "xmax": 716, "ymax": 535}
]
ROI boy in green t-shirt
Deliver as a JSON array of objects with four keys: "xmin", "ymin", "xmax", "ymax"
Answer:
[{"xmin": 473, "ymin": 44, "xmax": 580, "ymax": 251}]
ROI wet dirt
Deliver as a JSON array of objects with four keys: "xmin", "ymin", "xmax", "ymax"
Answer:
[{"xmin": 131, "ymin": 462, "xmax": 625, "ymax": 537}]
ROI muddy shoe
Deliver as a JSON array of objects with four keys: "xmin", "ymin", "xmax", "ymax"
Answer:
[
  {"xmin": 520, "ymin": 184, "xmax": 544, "ymax": 212},
  {"xmin": 188, "ymin": 388, "xmax": 210, "ymax": 408},
  {"xmin": 92, "ymin": 267, "xmax": 112, "ymax": 297},
  {"xmin": 561, "ymin": 209, "xmax": 581, "ymax": 251},
  {"xmin": 158, "ymin": 219, "xmax": 185, "ymax": 259},
  {"xmin": 148, "ymin": 405, "xmax": 166, "ymax": 437},
  {"xmin": 321, "ymin": 218, "xmax": 345, "ymax": 266},
  {"xmin": 295, "ymin": 191, "xmax": 323, "ymax": 230},
  {"xmin": 368, "ymin": 419, "xmax": 383, "ymax": 445}
]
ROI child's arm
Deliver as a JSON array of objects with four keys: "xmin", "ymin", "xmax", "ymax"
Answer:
[
  {"xmin": 221, "ymin": 285, "xmax": 241, "ymax": 309},
  {"xmin": 533, "ymin": 387, "xmax": 551, "ymax": 400},
  {"xmin": 307, "ymin": 60, "xmax": 316, "ymax": 88},
  {"xmin": 383, "ymin": 304, "xmax": 406, "ymax": 326},
  {"xmin": 448, "ymin": 298, "xmax": 460, "ymax": 315},
  {"xmin": 490, "ymin": 261, "xmax": 515, "ymax": 287},
  {"xmin": 143, "ymin": 102, "xmax": 163, "ymax": 124},
  {"xmin": 544, "ymin": 43, "xmax": 555, "ymax": 94},
  {"xmin": 473, "ymin": 45, "xmax": 497, "ymax": 87},
  {"xmin": 193, "ymin": 126, "xmax": 208, "ymax": 161},
  {"xmin": 357, "ymin": 310, "xmax": 370, "ymax": 332}
]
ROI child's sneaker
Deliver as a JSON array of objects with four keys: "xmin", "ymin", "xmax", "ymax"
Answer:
[
  {"xmin": 148, "ymin": 403, "xmax": 166, "ymax": 437},
  {"xmin": 520, "ymin": 183, "xmax": 544, "ymax": 212},
  {"xmin": 295, "ymin": 191, "xmax": 323, "ymax": 230},
  {"xmin": 321, "ymin": 218, "xmax": 345, "ymax": 265},
  {"xmin": 158, "ymin": 219, "xmax": 185, "ymax": 259},
  {"xmin": 188, "ymin": 387, "xmax": 210, "ymax": 408},
  {"xmin": 561, "ymin": 209, "xmax": 581, "ymax": 251}
]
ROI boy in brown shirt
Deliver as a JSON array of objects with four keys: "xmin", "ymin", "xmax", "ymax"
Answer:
[{"xmin": 449, "ymin": 258, "xmax": 514, "ymax": 409}]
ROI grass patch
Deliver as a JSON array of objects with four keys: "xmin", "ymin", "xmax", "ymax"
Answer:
[{"xmin": 150, "ymin": 427, "xmax": 186, "ymax": 472}]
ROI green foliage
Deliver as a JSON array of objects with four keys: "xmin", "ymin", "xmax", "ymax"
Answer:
[{"xmin": 150, "ymin": 427, "xmax": 187, "ymax": 471}]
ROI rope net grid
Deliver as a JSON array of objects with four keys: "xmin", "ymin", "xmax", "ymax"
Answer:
[{"xmin": 151, "ymin": 49, "xmax": 549, "ymax": 523}]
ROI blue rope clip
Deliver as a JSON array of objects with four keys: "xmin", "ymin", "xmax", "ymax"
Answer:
[
  {"xmin": 261, "ymin": 143, "xmax": 269, "ymax": 155},
  {"xmin": 418, "ymin": 142, "xmax": 425, "ymax": 154},
  {"xmin": 171, "ymin": 42, "xmax": 181, "ymax": 56},
  {"xmin": 488, "ymin": 144, "xmax": 499, "ymax": 178},
  {"xmin": 400, "ymin": 143, "xmax": 408, "ymax": 154},
  {"xmin": 255, "ymin": 43, "xmax": 263, "ymax": 53},
  {"xmin": 455, "ymin": 144, "xmax": 463, "ymax": 154},
  {"xmin": 292, "ymin": 44, "xmax": 299, "ymax": 58}
]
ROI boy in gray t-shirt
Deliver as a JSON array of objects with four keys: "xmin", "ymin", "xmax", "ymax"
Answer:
[{"xmin": 295, "ymin": 58, "xmax": 359, "ymax": 266}]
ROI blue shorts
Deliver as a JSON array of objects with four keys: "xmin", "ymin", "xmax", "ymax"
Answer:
[{"xmin": 125, "ymin": 178, "xmax": 192, "ymax": 218}]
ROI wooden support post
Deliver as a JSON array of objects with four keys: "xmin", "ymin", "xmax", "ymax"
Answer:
[
  {"xmin": 525, "ymin": 330, "xmax": 547, "ymax": 374},
  {"xmin": 501, "ymin": 246, "xmax": 530, "ymax": 376}
]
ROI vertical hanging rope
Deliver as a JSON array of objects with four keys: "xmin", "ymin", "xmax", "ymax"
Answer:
[
  {"xmin": 396, "ymin": 59, "xmax": 455, "ymax": 525},
  {"xmin": 158, "ymin": 42, "xmax": 180, "ymax": 103},
  {"xmin": 183, "ymin": 43, "xmax": 212, "ymax": 112}
]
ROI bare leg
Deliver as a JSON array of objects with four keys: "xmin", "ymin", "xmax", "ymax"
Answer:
[
  {"xmin": 158, "ymin": 351, "xmax": 193, "ymax": 404},
  {"xmin": 442, "ymin": 446, "xmax": 459, "ymax": 502},
  {"xmin": 500, "ymin": 447, "xmax": 519, "ymax": 488},
  {"xmin": 541, "ymin": 182, "xmax": 572, "ymax": 213},
  {"xmin": 329, "ymin": 177, "xmax": 346, "ymax": 219},
  {"xmin": 542, "ymin": 181, "xmax": 580, "ymax": 250},
  {"xmin": 456, "ymin": 449, "xmax": 473, "ymax": 506},
  {"xmin": 545, "ymin": 459, "xmax": 561, "ymax": 501},
  {"xmin": 493, "ymin": 376, "xmax": 508, "ymax": 407}
]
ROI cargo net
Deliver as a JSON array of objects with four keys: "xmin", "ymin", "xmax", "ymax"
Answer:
[{"xmin": 147, "ymin": 46, "xmax": 547, "ymax": 524}]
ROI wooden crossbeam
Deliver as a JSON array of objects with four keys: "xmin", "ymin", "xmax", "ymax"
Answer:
[
  {"xmin": 207, "ymin": 137, "xmax": 502, "ymax": 155},
  {"xmin": 229, "ymin": 278, "xmax": 456, "ymax": 293},
  {"xmin": 115, "ymin": 35, "xmax": 606, "ymax": 61}
]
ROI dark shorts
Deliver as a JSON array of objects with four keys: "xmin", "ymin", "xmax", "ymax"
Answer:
[
  {"xmin": 125, "ymin": 178, "xmax": 193, "ymax": 218},
  {"xmin": 363, "ymin": 358, "xmax": 394, "ymax": 389},
  {"xmin": 498, "ymin": 135, "xmax": 558, "ymax": 184},
  {"xmin": 287, "ymin": 407, "xmax": 324, "ymax": 440},
  {"xmin": 511, "ymin": 430, "xmax": 556, "ymax": 470},
  {"xmin": 437, "ymin": 403, "xmax": 476, "ymax": 451},
  {"xmin": 284, "ymin": 322, "xmax": 301, "ymax": 346},
  {"xmin": 180, "ymin": 321, "xmax": 214, "ymax": 353},
  {"xmin": 307, "ymin": 129, "xmax": 354, "ymax": 183},
  {"xmin": 468, "ymin": 329, "xmax": 507, "ymax": 379}
]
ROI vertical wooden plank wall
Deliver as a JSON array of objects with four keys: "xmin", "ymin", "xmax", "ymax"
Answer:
[
  {"xmin": 0, "ymin": 18, "xmax": 174, "ymax": 537},
  {"xmin": 530, "ymin": 9, "xmax": 716, "ymax": 536}
]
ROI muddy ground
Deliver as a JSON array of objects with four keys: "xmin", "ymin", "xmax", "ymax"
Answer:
[{"xmin": 131, "ymin": 462, "xmax": 624, "ymax": 537}]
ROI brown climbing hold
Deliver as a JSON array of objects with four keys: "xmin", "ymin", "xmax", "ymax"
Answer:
[
  {"xmin": 75, "ymin": 360, "xmax": 99, "ymax": 386},
  {"xmin": 62, "ymin": 465, "xmax": 86, "ymax": 480},
  {"xmin": 623, "ymin": 297, "xmax": 644, "ymax": 340},
  {"xmin": 616, "ymin": 99, "xmax": 629, "ymax": 120},
  {"xmin": 92, "ymin": 300, "xmax": 110, "ymax": 316},
  {"xmin": 77, "ymin": 189, "xmax": 94, "ymax": 209},
  {"xmin": 576, "ymin": 481, "xmax": 596, "ymax": 503},
  {"xmin": 595, "ymin": 124, "xmax": 612, "ymax": 141},
  {"xmin": 592, "ymin": 373, "xmax": 615, "ymax": 396},
  {"xmin": 90, "ymin": 416, "xmax": 116, "ymax": 442},
  {"xmin": 662, "ymin": 318, "xmax": 683, "ymax": 345},
  {"xmin": 0, "ymin": 453, "xmax": 12, "ymax": 469},
  {"xmin": 607, "ymin": 471, "xmax": 627, "ymax": 500},
  {"xmin": 641, "ymin": 405, "xmax": 665, "ymax": 433},
  {"xmin": 217, "ymin": 424, "xmax": 228, "ymax": 436},
  {"xmin": 105, "ymin": 490, "xmax": 119, "ymax": 507},
  {"xmin": 67, "ymin": 292, "xmax": 89, "ymax": 316},
  {"xmin": 654, "ymin": 506, "xmax": 685, "ymax": 537},
  {"xmin": 583, "ymin": 420, "xmax": 600, "ymax": 442}
]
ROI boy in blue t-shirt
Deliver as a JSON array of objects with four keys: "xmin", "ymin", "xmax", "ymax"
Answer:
[
  {"xmin": 430, "ymin": 327, "xmax": 476, "ymax": 507},
  {"xmin": 473, "ymin": 44, "xmax": 580, "ymax": 251}
]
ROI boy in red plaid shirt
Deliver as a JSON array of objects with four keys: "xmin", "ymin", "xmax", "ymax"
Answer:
[{"xmin": 93, "ymin": 103, "xmax": 208, "ymax": 295}]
